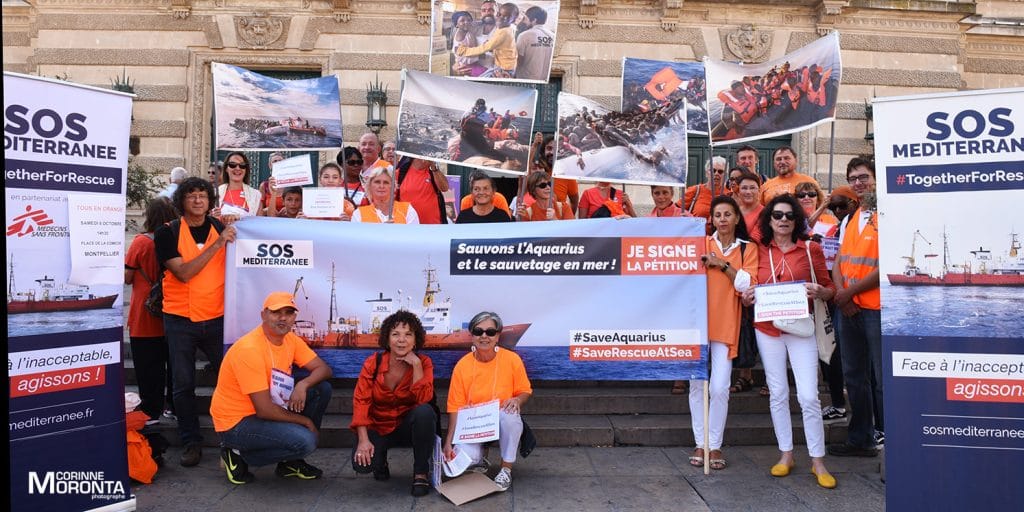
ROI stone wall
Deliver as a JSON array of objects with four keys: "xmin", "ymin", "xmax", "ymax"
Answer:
[{"xmin": 3, "ymin": 0, "xmax": 1022, "ymax": 205}]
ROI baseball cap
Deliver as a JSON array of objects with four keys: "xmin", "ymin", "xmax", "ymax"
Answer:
[
  {"xmin": 263, "ymin": 292, "xmax": 298, "ymax": 312},
  {"xmin": 830, "ymin": 185, "xmax": 858, "ymax": 202}
]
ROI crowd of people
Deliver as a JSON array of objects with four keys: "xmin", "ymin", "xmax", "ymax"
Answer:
[
  {"xmin": 711, "ymin": 61, "xmax": 837, "ymax": 140},
  {"xmin": 126, "ymin": 134, "xmax": 881, "ymax": 494},
  {"xmin": 449, "ymin": 1, "xmax": 555, "ymax": 81}
]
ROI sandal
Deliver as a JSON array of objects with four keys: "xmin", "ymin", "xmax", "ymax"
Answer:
[
  {"xmin": 759, "ymin": 385, "xmax": 770, "ymax": 397},
  {"xmin": 671, "ymin": 381, "xmax": 689, "ymax": 395},
  {"xmin": 729, "ymin": 377, "xmax": 753, "ymax": 393},
  {"xmin": 709, "ymin": 450, "xmax": 726, "ymax": 470},
  {"xmin": 411, "ymin": 475, "xmax": 431, "ymax": 497},
  {"xmin": 688, "ymin": 448, "xmax": 704, "ymax": 467}
]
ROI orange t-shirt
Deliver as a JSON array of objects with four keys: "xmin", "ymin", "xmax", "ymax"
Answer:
[
  {"xmin": 553, "ymin": 178, "xmax": 578, "ymax": 204},
  {"xmin": 125, "ymin": 233, "xmax": 163, "ymax": 337},
  {"xmin": 520, "ymin": 198, "xmax": 574, "ymax": 221},
  {"xmin": 460, "ymin": 192, "xmax": 511, "ymax": 216},
  {"xmin": 210, "ymin": 327, "xmax": 318, "ymax": 432},
  {"xmin": 742, "ymin": 204, "xmax": 765, "ymax": 244},
  {"xmin": 760, "ymin": 173, "xmax": 818, "ymax": 204},
  {"xmin": 705, "ymin": 237, "xmax": 759, "ymax": 358},
  {"xmin": 754, "ymin": 240, "xmax": 835, "ymax": 338},
  {"xmin": 447, "ymin": 349, "xmax": 532, "ymax": 411}
]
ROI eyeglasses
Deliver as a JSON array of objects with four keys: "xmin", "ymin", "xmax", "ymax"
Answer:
[
  {"xmin": 848, "ymin": 174, "xmax": 872, "ymax": 184},
  {"xmin": 471, "ymin": 327, "xmax": 499, "ymax": 337},
  {"xmin": 226, "ymin": 162, "xmax": 248, "ymax": 169},
  {"xmin": 346, "ymin": 159, "xmax": 363, "ymax": 166},
  {"xmin": 771, "ymin": 210, "xmax": 796, "ymax": 220},
  {"xmin": 185, "ymin": 193, "xmax": 208, "ymax": 202},
  {"xmin": 711, "ymin": 169, "xmax": 726, "ymax": 175},
  {"xmin": 795, "ymin": 191, "xmax": 818, "ymax": 199},
  {"xmin": 536, "ymin": 182, "xmax": 551, "ymax": 189}
]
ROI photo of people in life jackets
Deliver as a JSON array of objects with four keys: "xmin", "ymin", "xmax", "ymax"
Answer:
[
  {"xmin": 706, "ymin": 31, "xmax": 841, "ymax": 145},
  {"xmin": 397, "ymin": 70, "xmax": 537, "ymax": 175},
  {"xmin": 622, "ymin": 58, "xmax": 708, "ymax": 135}
]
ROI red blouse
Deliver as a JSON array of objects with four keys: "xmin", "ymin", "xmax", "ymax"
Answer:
[{"xmin": 350, "ymin": 352, "xmax": 434, "ymax": 435}]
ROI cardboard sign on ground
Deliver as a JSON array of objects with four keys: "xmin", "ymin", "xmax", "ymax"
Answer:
[{"xmin": 436, "ymin": 472, "xmax": 501, "ymax": 506}]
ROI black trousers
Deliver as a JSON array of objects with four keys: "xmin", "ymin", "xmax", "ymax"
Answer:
[
  {"xmin": 352, "ymin": 403, "xmax": 437, "ymax": 475},
  {"xmin": 129, "ymin": 336, "xmax": 173, "ymax": 419}
]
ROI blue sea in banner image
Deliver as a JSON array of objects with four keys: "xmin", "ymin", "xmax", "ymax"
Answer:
[
  {"xmin": 220, "ymin": 117, "xmax": 343, "ymax": 149},
  {"xmin": 317, "ymin": 346, "xmax": 703, "ymax": 381},
  {"xmin": 399, "ymin": 101, "xmax": 533, "ymax": 165},
  {"xmin": 8, "ymin": 307, "xmax": 124, "ymax": 337},
  {"xmin": 880, "ymin": 283, "xmax": 1024, "ymax": 338}
]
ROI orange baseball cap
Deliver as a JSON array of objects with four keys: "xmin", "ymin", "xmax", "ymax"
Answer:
[
  {"xmin": 830, "ymin": 185, "xmax": 858, "ymax": 202},
  {"xmin": 263, "ymin": 291, "xmax": 298, "ymax": 312}
]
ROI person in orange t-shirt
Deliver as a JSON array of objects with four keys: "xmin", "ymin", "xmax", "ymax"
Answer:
[
  {"xmin": 350, "ymin": 311, "xmax": 436, "ymax": 497},
  {"xmin": 760, "ymin": 147, "xmax": 818, "ymax": 204},
  {"xmin": 125, "ymin": 197, "xmax": 178, "ymax": 423},
  {"xmin": 210, "ymin": 292, "xmax": 333, "ymax": 484},
  {"xmin": 516, "ymin": 171, "xmax": 574, "ymax": 221},
  {"xmin": 444, "ymin": 311, "xmax": 532, "ymax": 492}
]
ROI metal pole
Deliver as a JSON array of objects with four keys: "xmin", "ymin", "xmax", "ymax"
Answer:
[
  {"xmin": 703, "ymin": 380, "xmax": 710, "ymax": 475},
  {"xmin": 827, "ymin": 121, "xmax": 836, "ymax": 192}
]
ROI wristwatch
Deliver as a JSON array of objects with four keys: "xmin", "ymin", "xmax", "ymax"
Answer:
[{"xmin": 721, "ymin": 262, "xmax": 731, "ymax": 273}]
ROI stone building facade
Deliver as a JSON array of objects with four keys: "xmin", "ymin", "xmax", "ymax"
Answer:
[{"xmin": 3, "ymin": 0, "xmax": 1023, "ymax": 200}]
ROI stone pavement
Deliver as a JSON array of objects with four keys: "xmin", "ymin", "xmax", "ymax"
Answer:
[{"xmin": 133, "ymin": 445, "xmax": 885, "ymax": 511}]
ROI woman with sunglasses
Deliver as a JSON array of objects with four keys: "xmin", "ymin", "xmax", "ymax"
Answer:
[
  {"xmin": 688, "ymin": 195, "xmax": 758, "ymax": 471},
  {"xmin": 444, "ymin": 311, "xmax": 532, "ymax": 492},
  {"xmin": 338, "ymin": 146, "xmax": 368, "ymax": 207},
  {"xmin": 351, "ymin": 166, "xmax": 420, "ymax": 224},
  {"xmin": 742, "ymin": 194, "xmax": 837, "ymax": 489},
  {"xmin": 794, "ymin": 181, "xmax": 839, "ymax": 240},
  {"xmin": 516, "ymin": 171, "xmax": 573, "ymax": 221},
  {"xmin": 216, "ymin": 151, "xmax": 264, "ymax": 218},
  {"xmin": 351, "ymin": 311, "xmax": 436, "ymax": 497}
]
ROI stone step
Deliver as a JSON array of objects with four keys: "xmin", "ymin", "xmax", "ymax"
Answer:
[
  {"xmin": 130, "ymin": 384, "xmax": 836, "ymax": 417},
  {"xmin": 143, "ymin": 412, "xmax": 849, "ymax": 449}
]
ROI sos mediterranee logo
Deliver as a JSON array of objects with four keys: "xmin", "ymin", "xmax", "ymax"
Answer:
[{"xmin": 236, "ymin": 240, "xmax": 314, "ymax": 268}]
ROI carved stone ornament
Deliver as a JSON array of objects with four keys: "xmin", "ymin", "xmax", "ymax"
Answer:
[
  {"xmin": 170, "ymin": 0, "xmax": 191, "ymax": 19},
  {"xmin": 815, "ymin": 0, "xmax": 849, "ymax": 36},
  {"xmin": 661, "ymin": 0, "xmax": 683, "ymax": 32},
  {"xmin": 726, "ymin": 24, "xmax": 772, "ymax": 63},
  {"xmin": 417, "ymin": 0, "xmax": 431, "ymax": 25},
  {"xmin": 579, "ymin": 0, "xmax": 598, "ymax": 29},
  {"xmin": 234, "ymin": 12, "xmax": 289, "ymax": 50},
  {"xmin": 332, "ymin": 0, "xmax": 351, "ymax": 22}
]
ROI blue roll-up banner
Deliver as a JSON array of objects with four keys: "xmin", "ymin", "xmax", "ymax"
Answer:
[
  {"xmin": 5, "ymin": 72, "xmax": 135, "ymax": 511},
  {"xmin": 225, "ymin": 216, "xmax": 709, "ymax": 381},
  {"xmin": 874, "ymin": 87, "xmax": 1024, "ymax": 511}
]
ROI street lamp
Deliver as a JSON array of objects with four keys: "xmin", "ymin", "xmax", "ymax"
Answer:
[{"xmin": 366, "ymin": 74, "xmax": 388, "ymax": 134}]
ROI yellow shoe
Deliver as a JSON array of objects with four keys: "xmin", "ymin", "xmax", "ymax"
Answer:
[
  {"xmin": 812, "ymin": 469, "xmax": 837, "ymax": 489},
  {"xmin": 770, "ymin": 463, "xmax": 793, "ymax": 477}
]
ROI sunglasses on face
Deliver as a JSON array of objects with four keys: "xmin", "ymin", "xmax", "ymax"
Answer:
[
  {"xmin": 795, "ymin": 191, "xmax": 818, "ymax": 199},
  {"xmin": 471, "ymin": 327, "xmax": 499, "ymax": 337},
  {"xmin": 771, "ymin": 210, "xmax": 796, "ymax": 221},
  {"xmin": 829, "ymin": 202, "xmax": 849, "ymax": 211},
  {"xmin": 536, "ymin": 182, "xmax": 551, "ymax": 189},
  {"xmin": 226, "ymin": 162, "xmax": 248, "ymax": 169}
]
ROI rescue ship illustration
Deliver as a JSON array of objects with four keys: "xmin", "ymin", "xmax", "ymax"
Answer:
[
  {"xmin": 292, "ymin": 260, "xmax": 529, "ymax": 349},
  {"xmin": 887, "ymin": 229, "xmax": 1024, "ymax": 286},
  {"xmin": 7, "ymin": 256, "xmax": 118, "ymax": 314}
]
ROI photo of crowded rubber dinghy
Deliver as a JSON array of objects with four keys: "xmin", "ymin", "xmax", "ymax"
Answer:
[
  {"xmin": 554, "ymin": 91, "xmax": 689, "ymax": 187},
  {"xmin": 396, "ymin": 69, "xmax": 537, "ymax": 175}
]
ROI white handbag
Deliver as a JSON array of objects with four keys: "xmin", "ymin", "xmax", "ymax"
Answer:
[
  {"xmin": 806, "ymin": 244, "xmax": 837, "ymax": 362},
  {"xmin": 768, "ymin": 246, "xmax": 815, "ymax": 338}
]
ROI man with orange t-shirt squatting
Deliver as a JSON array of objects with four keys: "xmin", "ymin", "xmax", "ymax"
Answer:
[
  {"xmin": 759, "ymin": 146, "xmax": 818, "ymax": 204},
  {"xmin": 210, "ymin": 292, "xmax": 333, "ymax": 484}
]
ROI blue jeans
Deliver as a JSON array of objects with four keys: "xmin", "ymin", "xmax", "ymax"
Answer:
[
  {"xmin": 219, "ymin": 380, "xmax": 332, "ymax": 467},
  {"xmin": 163, "ymin": 313, "xmax": 225, "ymax": 445},
  {"xmin": 352, "ymin": 403, "xmax": 437, "ymax": 475},
  {"xmin": 837, "ymin": 308, "xmax": 883, "ymax": 448}
]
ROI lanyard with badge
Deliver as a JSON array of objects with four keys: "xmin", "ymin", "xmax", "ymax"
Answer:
[{"xmin": 268, "ymin": 345, "xmax": 294, "ymax": 408}]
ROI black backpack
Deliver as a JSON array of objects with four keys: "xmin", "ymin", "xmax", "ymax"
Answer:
[{"xmin": 139, "ymin": 219, "xmax": 181, "ymax": 317}]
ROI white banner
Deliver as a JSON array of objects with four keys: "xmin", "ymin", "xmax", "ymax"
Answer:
[{"xmin": 67, "ymin": 194, "xmax": 126, "ymax": 285}]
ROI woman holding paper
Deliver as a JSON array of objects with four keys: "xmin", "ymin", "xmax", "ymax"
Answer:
[
  {"xmin": 444, "ymin": 311, "xmax": 532, "ymax": 492},
  {"xmin": 732, "ymin": 169, "xmax": 766, "ymax": 397},
  {"xmin": 741, "ymin": 194, "xmax": 837, "ymax": 489},
  {"xmin": 515, "ymin": 171, "xmax": 573, "ymax": 221},
  {"xmin": 215, "ymin": 151, "xmax": 264, "ymax": 218},
  {"xmin": 351, "ymin": 310, "xmax": 436, "ymax": 497},
  {"xmin": 688, "ymin": 196, "xmax": 758, "ymax": 471},
  {"xmin": 297, "ymin": 163, "xmax": 354, "ymax": 221},
  {"xmin": 351, "ymin": 166, "xmax": 420, "ymax": 224}
]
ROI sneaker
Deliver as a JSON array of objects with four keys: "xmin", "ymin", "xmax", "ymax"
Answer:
[
  {"xmin": 468, "ymin": 457, "xmax": 491, "ymax": 474},
  {"xmin": 873, "ymin": 430, "xmax": 885, "ymax": 446},
  {"xmin": 821, "ymin": 405, "xmax": 847, "ymax": 422},
  {"xmin": 276, "ymin": 459, "xmax": 323, "ymax": 480},
  {"xmin": 827, "ymin": 443, "xmax": 878, "ymax": 458},
  {"xmin": 145, "ymin": 417, "xmax": 161, "ymax": 426},
  {"xmin": 493, "ymin": 467, "xmax": 512, "ymax": 492},
  {"xmin": 180, "ymin": 442, "xmax": 202, "ymax": 467},
  {"xmin": 220, "ymin": 448, "xmax": 255, "ymax": 485},
  {"xmin": 162, "ymin": 409, "xmax": 176, "ymax": 420}
]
